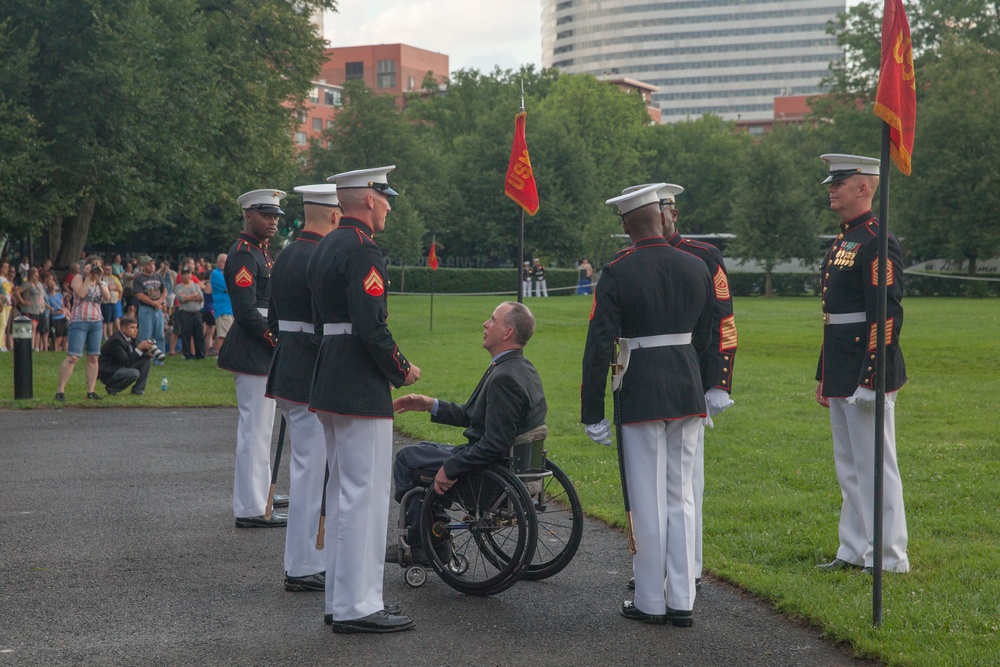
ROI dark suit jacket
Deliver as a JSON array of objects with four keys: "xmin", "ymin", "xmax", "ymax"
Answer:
[
  {"xmin": 98, "ymin": 331, "xmax": 144, "ymax": 381},
  {"xmin": 432, "ymin": 349, "xmax": 547, "ymax": 479}
]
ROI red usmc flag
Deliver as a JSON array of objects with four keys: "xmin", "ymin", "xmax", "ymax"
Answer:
[
  {"xmin": 873, "ymin": 0, "xmax": 916, "ymax": 175},
  {"xmin": 427, "ymin": 242, "xmax": 438, "ymax": 270},
  {"xmin": 504, "ymin": 111, "xmax": 539, "ymax": 216}
]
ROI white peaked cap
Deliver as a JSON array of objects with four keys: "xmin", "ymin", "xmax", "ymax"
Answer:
[
  {"xmin": 606, "ymin": 182, "xmax": 666, "ymax": 216},
  {"xmin": 820, "ymin": 154, "xmax": 880, "ymax": 184},
  {"xmin": 328, "ymin": 165, "xmax": 398, "ymax": 196},
  {"xmin": 293, "ymin": 183, "xmax": 340, "ymax": 207},
  {"xmin": 622, "ymin": 182, "xmax": 684, "ymax": 204},
  {"xmin": 237, "ymin": 189, "xmax": 286, "ymax": 214}
]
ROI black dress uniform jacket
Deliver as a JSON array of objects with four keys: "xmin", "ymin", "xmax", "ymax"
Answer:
[
  {"xmin": 666, "ymin": 232, "xmax": 738, "ymax": 393},
  {"xmin": 265, "ymin": 230, "xmax": 323, "ymax": 404},
  {"xmin": 817, "ymin": 210, "xmax": 907, "ymax": 397},
  {"xmin": 306, "ymin": 218, "xmax": 410, "ymax": 417},
  {"xmin": 582, "ymin": 237, "xmax": 714, "ymax": 425},
  {"xmin": 217, "ymin": 231, "xmax": 276, "ymax": 375},
  {"xmin": 432, "ymin": 349, "xmax": 547, "ymax": 480}
]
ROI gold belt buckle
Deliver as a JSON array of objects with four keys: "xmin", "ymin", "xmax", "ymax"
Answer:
[{"xmin": 822, "ymin": 313, "xmax": 831, "ymax": 325}]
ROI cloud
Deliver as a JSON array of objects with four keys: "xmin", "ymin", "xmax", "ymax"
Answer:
[{"xmin": 324, "ymin": 0, "xmax": 542, "ymax": 72}]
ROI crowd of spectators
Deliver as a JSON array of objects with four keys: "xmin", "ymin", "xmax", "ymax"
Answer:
[{"xmin": 1, "ymin": 252, "xmax": 224, "ymax": 395}]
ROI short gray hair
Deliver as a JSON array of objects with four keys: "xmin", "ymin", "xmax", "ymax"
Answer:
[{"xmin": 501, "ymin": 301, "xmax": 535, "ymax": 347}]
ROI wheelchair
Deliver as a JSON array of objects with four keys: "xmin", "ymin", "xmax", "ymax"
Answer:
[{"xmin": 391, "ymin": 426, "xmax": 584, "ymax": 596}]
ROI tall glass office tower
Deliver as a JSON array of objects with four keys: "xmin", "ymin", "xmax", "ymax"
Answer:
[{"xmin": 541, "ymin": 0, "xmax": 844, "ymax": 123}]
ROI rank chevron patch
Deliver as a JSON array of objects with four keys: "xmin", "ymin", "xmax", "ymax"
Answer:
[
  {"xmin": 234, "ymin": 266, "xmax": 253, "ymax": 288},
  {"xmin": 364, "ymin": 267, "xmax": 385, "ymax": 297}
]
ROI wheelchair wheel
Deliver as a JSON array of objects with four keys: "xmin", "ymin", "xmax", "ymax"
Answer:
[
  {"xmin": 420, "ymin": 465, "xmax": 537, "ymax": 596},
  {"xmin": 522, "ymin": 460, "xmax": 583, "ymax": 581}
]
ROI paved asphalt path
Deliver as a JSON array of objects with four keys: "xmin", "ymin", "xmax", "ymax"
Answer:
[{"xmin": 0, "ymin": 408, "xmax": 878, "ymax": 667}]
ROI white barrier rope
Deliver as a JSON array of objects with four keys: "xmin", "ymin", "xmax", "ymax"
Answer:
[
  {"xmin": 389, "ymin": 283, "xmax": 586, "ymax": 296},
  {"xmin": 906, "ymin": 270, "xmax": 1000, "ymax": 283}
]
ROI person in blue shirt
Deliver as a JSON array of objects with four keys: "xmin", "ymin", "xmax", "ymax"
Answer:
[{"xmin": 210, "ymin": 253, "xmax": 233, "ymax": 356}]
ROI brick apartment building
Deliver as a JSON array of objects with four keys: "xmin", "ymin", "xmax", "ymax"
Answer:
[{"xmin": 292, "ymin": 43, "xmax": 450, "ymax": 149}]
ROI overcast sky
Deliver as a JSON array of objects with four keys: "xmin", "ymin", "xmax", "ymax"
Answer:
[{"xmin": 323, "ymin": 0, "xmax": 544, "ymax": 74}]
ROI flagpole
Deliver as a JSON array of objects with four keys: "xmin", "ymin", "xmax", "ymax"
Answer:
[
  {"xmin": 430, "ymin": 234, "xmax": 436, "ymax": 332},
  {"xmin": 517, "ymin": 80, "xmax": 526, "ymax": 304},
  {"xmin": 873, "ymin": 120, "xmax": 891, "ymax": 629}
]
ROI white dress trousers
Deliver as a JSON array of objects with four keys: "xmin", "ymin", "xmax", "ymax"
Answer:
[
  {"xmin": 623, "ymin": 416, "xmax": 701, "ymax": 614},
  {"xmin": 534, "ymin": 279, "xmax": 548, "ymax": 298},
  {"xmin": 275, "ymin": 399, "xmax": 327, "ymax": 577},
  {"xmin": 693, "ymin": 423, "xmax": 706, "ymax": 579},
  {"xmin": 317, "ymin": 412, "xmax": 393, "ymax": 622},
  {"xmin": 829, "ymin": 393, "xmax": 909, "ymax": 572},
  {"xmin": 522, "ymin": 280, "xmax": 532, "ymax": 297},
  {"xmin": 232, "ymin": 372, "xmax": 276, "ymax": 518}
]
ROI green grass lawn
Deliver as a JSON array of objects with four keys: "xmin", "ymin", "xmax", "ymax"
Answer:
[{"xmin": 2, "ymin": 295, "xmax": 998, "ymax": 666}]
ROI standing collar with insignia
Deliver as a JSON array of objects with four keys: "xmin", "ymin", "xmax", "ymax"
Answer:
[
  {"xmin": 339, "ymin": 217, "xmax": 375, "ymax": 239},
  {"xmin": 839, "ymin": 210, "xmax": 876, "ymax": 234},
  {"xmin": 239, "ymin": 230, "xmax": 270, "ymax": 249}
]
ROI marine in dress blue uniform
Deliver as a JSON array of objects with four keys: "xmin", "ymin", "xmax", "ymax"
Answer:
[
  {"xmin": 815, "ymin": 154, "xmax": 909, "ymax": 573},
  {"xmin": 582, "ymin": 183, "xmax": 714, "ymax": 627},
  {"xmin": 306, "ymin": 166, "xmax": 421, "ymax": 634},
  {"xmin": 623, "ymin": 182, "xmax": 738, "ymax": 587},
  {"xmin": 265, "ymin": 184, "xmax": 341, "ymax": 590},
  {"xmin": 218, "ymin": 189, "xmax": 284, "ymax": 528}
]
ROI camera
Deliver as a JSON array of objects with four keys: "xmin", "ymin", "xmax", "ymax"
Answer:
[
  {"xmin": 146, "ymin": 340, "xmax": 166, "ymax": 362},
  {"xmin": 90, "ymin": 264, "xmax": 104, "ymax": 275}
]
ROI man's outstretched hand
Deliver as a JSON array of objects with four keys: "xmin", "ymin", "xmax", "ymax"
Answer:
[{"xmin": 393, "ymin": 393, "xmax": 434, "ymax": 414}]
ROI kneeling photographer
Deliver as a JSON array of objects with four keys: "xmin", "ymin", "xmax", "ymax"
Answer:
[{"xmin": 98, "ymin": 315, "xmax": 156, "ymax": 396}]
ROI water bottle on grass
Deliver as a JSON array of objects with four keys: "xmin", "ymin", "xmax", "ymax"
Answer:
[{"xmin": 161, "ymin": 377, "xmax": 168, "ymax": 392}]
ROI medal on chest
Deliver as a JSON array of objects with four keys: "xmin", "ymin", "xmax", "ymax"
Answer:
[{"xmin": 832, "ymin": 241, "xmax": 860, "ymax": 269}]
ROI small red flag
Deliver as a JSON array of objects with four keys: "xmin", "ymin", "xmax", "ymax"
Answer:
[
  {"xmin": 504, "ymin": 111, "xmax": 539, "ymax": 216},
  {"xmin": 873, "ymin": 0, "xmax": 916, "ymax": 175},
  {"xmin": 427, "ymin": 242, "xmax": 438, "ymax": 270}
]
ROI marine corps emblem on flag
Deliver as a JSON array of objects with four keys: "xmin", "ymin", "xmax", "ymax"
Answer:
[
  {"xmin": 363, "ymin": 267, "xmax": 385, "ymax": 297},
  {"xmin": 234, "ymin": 266, "xmax": 253, "ymax": 288}
]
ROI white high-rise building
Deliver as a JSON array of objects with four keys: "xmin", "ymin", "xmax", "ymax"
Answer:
[{"xmin": 541, "ymin": 0, "xmax": 844, "ymax": 123}]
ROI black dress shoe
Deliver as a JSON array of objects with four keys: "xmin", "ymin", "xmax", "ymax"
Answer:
[
  {"xmin": 86, "ymin": 392, "xmax": 103, "ymax": 400},
  {"xmin": 330, "ymin": 610, "xmax": 415, "ymax": 634},
  {"xmin": 619, "ymin": 600, "xmax": 666, "ymax": 625},
  {"xmin": 628, "ymin": 577, "xmax": 701, "ymax": 591},
  {"xmin": 325, "ymin": 602, "xmax": 401, "ymax": 624},
  {"xmin": 285, "ymin": 572, "xmax": 324, "ymax": 592},
  {"xmin": 666, "ymin": 607, "xmax": 694, "ymax": 627},
  {"xmin": 862, "ymin": 566, "xmax": 873, "ymax": 575},
  {"xmin": 816, "ymin": 558, "xmax": 862, "ymax": 572},
  {"xmin": 235, "ymin": 513, "xmax": 287, "ymax": 528},
  {"xmin": 272, "ymin": 494, "xmax": 289, "ymax": 508}
]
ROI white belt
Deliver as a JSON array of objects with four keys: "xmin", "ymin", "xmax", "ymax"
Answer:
[
  {"xmin": 278, "ymin": 320, "xmax": 312, "ymax": 333},
  {"xmin": 627, "ymin": 333, "xmax": 692, "ymax": 349},
  {"xmin": 824, "ymin": 311, "xmax": 865, "ymax": 325},
  {"xmin": 323, "ymin": 323, "xmax": 352, "ymax": 336},
  {"xmin": 613, "ymin": 332, "xmax": 693, "ymax": 391},
  {"xmin": 256, "ymin": 307, "xmax": 268, "ymax": 317}
]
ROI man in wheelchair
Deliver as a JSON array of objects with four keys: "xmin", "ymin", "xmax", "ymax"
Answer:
[{"xmin": 389, "ymin": 301, "xmax": 547, "ymax": 565}]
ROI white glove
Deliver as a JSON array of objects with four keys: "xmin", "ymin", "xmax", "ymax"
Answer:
[
  {"xmin": 705, "ymin": 388, "xmax": 734, "ymax": 417},
  {"xmin": 585, "ymin": 419, "xmax": 613, "ymax": 446},
  {"xmin": 846, "ymin": 386, "xmax": 877, "ymax": 407},
  {"xmin": 702, "ymin": 415, "xmax": 715, "ymax": 429}
]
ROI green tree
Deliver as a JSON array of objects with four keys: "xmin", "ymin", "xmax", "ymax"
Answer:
[
  {"xmin": 894, "ymin": 39, "xmax": 1000, "ymax": 275},
  {"xmin": 728, "ymin": 134, "xmax": 818, "ymax": 296},
  {"xmin": 641, "ymin": 114, "xmax": 752, "ymax": 234},
  {"xmin": 1, "ymin": 0, "xmax": 336, "ymax": 267}
]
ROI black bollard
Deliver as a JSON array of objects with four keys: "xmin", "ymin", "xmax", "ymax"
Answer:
[{"xmin": 12, "ymin": 315, "xmax": 33, "ymax": 399}]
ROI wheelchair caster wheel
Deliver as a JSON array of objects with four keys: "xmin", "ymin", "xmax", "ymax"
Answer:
[
  {"xmin": 448, "ymin": 554, "xmax": 469, "ymax": 575},
  {"xmin": 405, "ymin": 566, "xmax": 427, "ymax": 587}
]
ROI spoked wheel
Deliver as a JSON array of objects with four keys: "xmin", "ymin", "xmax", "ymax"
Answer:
[
  {"xmin": 522, "ymin": 460, "xmax": 583, "ymax": 580},
  {"xmin": 420, "ymin": 465, "xmax": 537, "ymax": 596}
]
